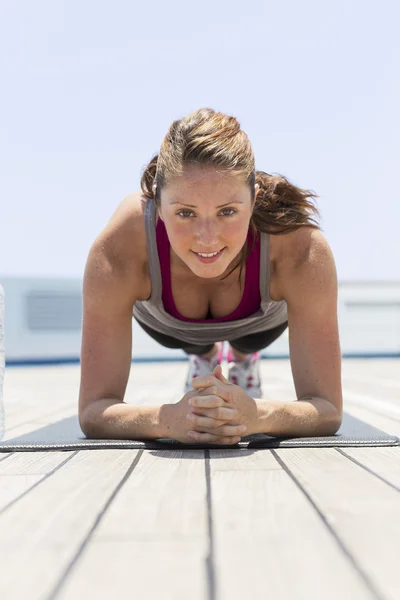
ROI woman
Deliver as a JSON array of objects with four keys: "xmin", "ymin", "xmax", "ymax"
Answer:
[{"xmin": 79, "ymin": 108, "xmax": 343, "ymax": 445}]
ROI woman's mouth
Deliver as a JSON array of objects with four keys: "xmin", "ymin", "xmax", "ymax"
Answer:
[{"xmin": 191, "ymin": 247, "xmax": 225, "ymax": 264}]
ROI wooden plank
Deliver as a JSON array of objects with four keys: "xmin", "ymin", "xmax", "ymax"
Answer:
[
  {"xmin": 2, "ymin": 363, "xmax": 180, "ymax": 429},
  {"xmin": 275, "ymin": 447, "xmax": 400, "ymax": 600},
  {"xmin": 56, "ymin": 449, "xmax": 209, "ymax": 600},
  {"xmin": 0, "ymin": 449, "xmax": 139, "ymax": 600},
  {"xmin": 0, "ymin": 451, "xmax": 77, "ymax": 509},
  {"xmin": 264, "ymin": 360, "xmax": 400, "ymax": 426},
  {"xmin": 3, "ymin": 405, "xmax": 78, "ymax": 436},
  {"xmin": 336, "ymin": 403, "xmax": 400, "ymax": 489},
  {"xmin": 87, "ymin": 449, "xmax": 208, "ymax": 541},
  {"xmin": 3, "ymin": 358, "xmax": 397, "ymax": 407},
  {"xmin": 3, "ymin": 365, "xmax": 79, "ymax": 427},
  {"xmin": 344, "ymin": 403, "xmax": 400, "ymax": 437},
  {"xmin": 207, "ymin": 449, "xmax": 376, "ymax": 600},
  {"xmin": 342, "ymin": 381, "xmax": 400, "ymax": 418},
  {"xmin": 0, "ymin": 449, "xmax": 210, "ymax": 600},
  {"xmin": 338, "ymin": 445, "xmax": 400, "ymax": 489},
  {"xmin": 57, "ymin": 540, "xmax": 209, "ymax": 600}
]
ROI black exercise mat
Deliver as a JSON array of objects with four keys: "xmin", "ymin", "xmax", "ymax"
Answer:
[{"xmin": 0, "ymin": 412, "xmax": 398, "ymax": 451}]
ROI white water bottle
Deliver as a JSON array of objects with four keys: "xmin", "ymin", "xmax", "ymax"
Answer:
[{"xmin": 0, "ymin": 284, "xmax": 5, "ymax": 441}]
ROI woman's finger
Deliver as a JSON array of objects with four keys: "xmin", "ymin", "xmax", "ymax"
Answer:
[
  {"xmin": 190, "ymin": 405, "xmax": 238, "ymax": 421},
  {"xmin": 192, "ymin": 379, "xmax": 232, "ymax": 403},
  {"xmin": 190, "ymin": 419, "xmax": 247, "ymax": 437},
  {"xmin": 187, "ymin": 413, "xmax": 226, "ymax": 429},
  {"xmin": 188, "ymin": 431, "xmax": 241, "ymax": 445},
  {"xmin": 189, "ymin": 394, "xmax": 227, "ymax": 409}
]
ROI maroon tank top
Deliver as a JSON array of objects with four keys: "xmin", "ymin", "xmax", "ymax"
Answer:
[{"xmin": 156, "ymin": 218, "xmax": 261, "ymax": 322}]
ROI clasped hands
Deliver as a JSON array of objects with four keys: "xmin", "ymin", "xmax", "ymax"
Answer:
[{"xmin": 184, "ymin": 364, "xmax": 260, "ymax": 444}]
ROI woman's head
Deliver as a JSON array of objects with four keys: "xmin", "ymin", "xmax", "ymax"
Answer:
[
  {"xmin": 141, "ymin": 108, "xmax": 321, "ymax": 282},
  {"xmin": 156, "ymin": 164, "xmax": 260, "ymax": 280}
]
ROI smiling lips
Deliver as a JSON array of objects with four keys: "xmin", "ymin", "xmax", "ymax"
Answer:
[
  {"xmin": 196, "ymin": 250, "xmax": 219, "ymax": 257},
  {"xmin": 192, "ymin": 247, "xmax": 225, "ymax": 263},
  {"xmin": 193, "ymin": 247, "xmax": 225, "ymax": 255}
]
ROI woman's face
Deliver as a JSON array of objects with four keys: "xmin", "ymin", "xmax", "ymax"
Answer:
[{"xmin": 158, "ymin": 167, "xmax": 259, "ymax": 280}]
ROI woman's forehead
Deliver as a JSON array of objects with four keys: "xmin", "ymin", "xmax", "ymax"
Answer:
[{"xmin": 163, "ymin": 173, "xmax": 249, "ymax": 197}]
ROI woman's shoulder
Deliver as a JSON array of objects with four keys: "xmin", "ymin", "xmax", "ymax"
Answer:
[
  {"xmin": 93, "ymin": 190, "xmax": 151, "ymax": 300},
  {"xmin": 269, "ymin": 226, "xmax": 328, "ymax": 301}
]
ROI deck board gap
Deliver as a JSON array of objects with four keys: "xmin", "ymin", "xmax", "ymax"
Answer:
[
  {"xmin": 46, "ymin": 450, "xmax": 145, "ymax": 600},
  {"xmin": 335, "ymin": 448, "xmax": 400, "ymax": 493},
  {"xmin": 271, "ymin": 449, "xmax": 385, "ymax": 599}
]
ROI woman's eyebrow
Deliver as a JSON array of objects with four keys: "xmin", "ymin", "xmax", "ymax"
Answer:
[{"xmin": 169, "ymin": 199, "xmax": 244, "ymax": 208}]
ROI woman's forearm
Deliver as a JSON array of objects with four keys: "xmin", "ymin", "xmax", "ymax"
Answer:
[
  {"xmin": 80, "ymin": 398, "xmax": 174, "ymax": 440},
  {"xmin": 255, "ymin": 396, "xmax": 342, "ymax": 437}
]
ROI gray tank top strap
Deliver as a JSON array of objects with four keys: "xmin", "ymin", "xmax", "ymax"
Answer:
[{"xmin": 143, "ymin": 197, "xmax": 162, "ymax": 306}]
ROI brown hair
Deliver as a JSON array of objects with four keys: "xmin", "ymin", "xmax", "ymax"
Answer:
[{"xmin": 140, "ymin": 107, "xmax": 321, "ymax": 282}]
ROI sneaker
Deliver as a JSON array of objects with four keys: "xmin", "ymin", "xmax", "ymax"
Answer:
[
  {"xmin": 227, "ymin": 345, "xmax": 263, "ymax": 398},
  {"xmin": 183, "ymin": 342, "xmax": 224, "ymax": 394}
]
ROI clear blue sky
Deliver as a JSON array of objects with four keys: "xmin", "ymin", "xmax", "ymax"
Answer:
[{"xmin": 1, "ymin": 0, "xmax": 399, "ymax": 281}]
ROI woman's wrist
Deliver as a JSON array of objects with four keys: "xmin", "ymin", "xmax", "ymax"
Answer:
[{"xmin": 157, "ymin": 402, "xmax": 177, "ymax": 439}]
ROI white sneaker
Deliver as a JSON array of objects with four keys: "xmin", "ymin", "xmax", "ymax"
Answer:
[
  {"xmin": 183, "ymin": 342, "xmax": 224, "ymax": 394},
  {"xmin": 227, "ymin": 345, "xmax": 263, "ymax": 398}
]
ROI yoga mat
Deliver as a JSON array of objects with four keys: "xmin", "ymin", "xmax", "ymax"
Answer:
[{"xmin": 0, "ymin": 412, "xmax": 398, "ymax": 451}]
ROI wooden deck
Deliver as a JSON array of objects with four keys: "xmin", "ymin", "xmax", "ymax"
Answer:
[{"xmin": 0, "ymin": 357, "xmax": 399, "ymax": 600}]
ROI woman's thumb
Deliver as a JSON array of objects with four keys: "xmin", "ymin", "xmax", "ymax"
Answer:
[{"xmin": 212, "ymin": 364, "xmax": 230, "ymax": 384}]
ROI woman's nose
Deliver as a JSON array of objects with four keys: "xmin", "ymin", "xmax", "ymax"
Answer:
[{"xmin": 194, "ymin": 221, "xmax": 220, "ymax": 246}]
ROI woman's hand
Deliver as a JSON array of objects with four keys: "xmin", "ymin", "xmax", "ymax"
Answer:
[
  {"xmin": 187, "ymin": 364, "xmax": 261, "ymax": 443},
  {"xmin": 163, "ymin": 369, "xmax": 248, "ymax": 445}
]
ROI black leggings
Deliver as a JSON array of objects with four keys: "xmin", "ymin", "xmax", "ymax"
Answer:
[{"xmin": 134, "ymin": 317, "xmax": 289, "ymax": 356}]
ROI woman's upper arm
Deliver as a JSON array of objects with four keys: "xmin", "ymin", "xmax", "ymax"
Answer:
[
  {"xmin": 78, "ymin": 237, "xmax": 139, "ymax": 424},
  {"xmin": 278, "ymin": 228, "xmax": 343, "ymax": 416}
]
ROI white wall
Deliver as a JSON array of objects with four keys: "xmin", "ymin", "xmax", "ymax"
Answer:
[{"xmin": 0, "ymin": 277, "xmax": 399, "ymax": 364}]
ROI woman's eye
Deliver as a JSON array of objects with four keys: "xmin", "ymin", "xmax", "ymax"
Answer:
[
  {"xmin": 176, "ymin": 208, "xmax": 237, "ymax": 218},
  {"xmin": 220, "ymin": 208, "xmax": 237, "ymax": 216}
]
